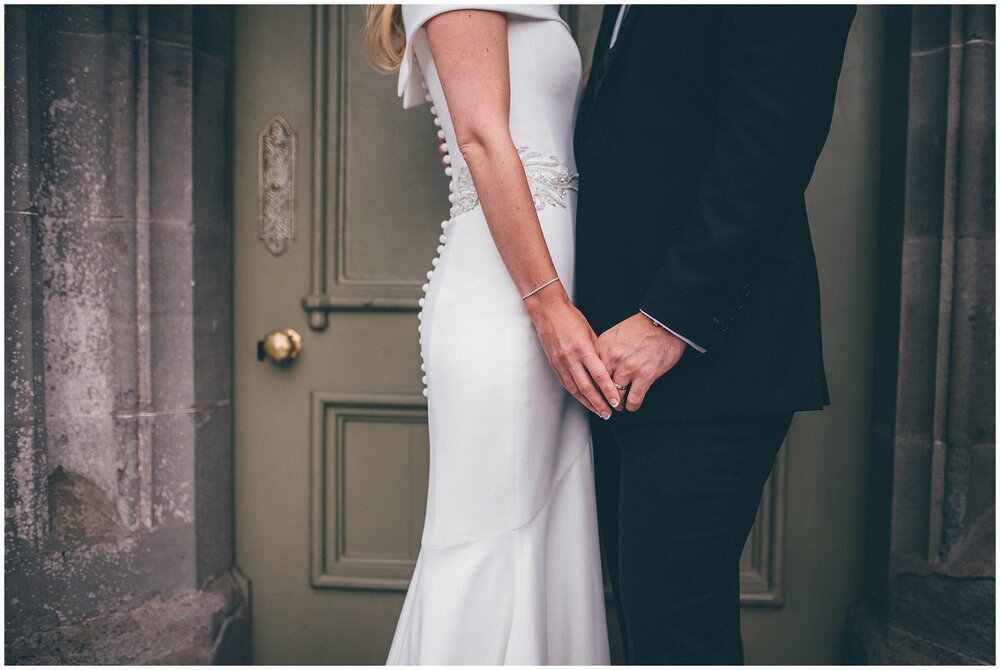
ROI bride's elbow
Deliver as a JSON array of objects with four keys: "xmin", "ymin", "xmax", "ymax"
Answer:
[
  {"xmin": 454, "ymin": 127, "xmax": 510, "ymax": 165},
  {"xmin": 456, "ymin": 140, "xmax": 485, "ymax": 165}
]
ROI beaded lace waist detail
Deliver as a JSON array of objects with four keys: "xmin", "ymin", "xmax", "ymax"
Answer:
[{"xmin": 448, "ymin": 146, "xmax": 579, "ymax": 218}]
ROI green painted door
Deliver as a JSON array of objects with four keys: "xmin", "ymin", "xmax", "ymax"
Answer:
[
  {"xmin": 233, "ymin": 6, "xmax": 443, "ymax": 663},
  {"xmin": 233, "ymin": 6, "xmax": 880, "ymax": 664}
]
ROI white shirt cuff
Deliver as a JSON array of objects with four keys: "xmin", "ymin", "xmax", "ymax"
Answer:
[{"xmin": 639, "ymin": 309, "xmax": 708, "ymax": 353}]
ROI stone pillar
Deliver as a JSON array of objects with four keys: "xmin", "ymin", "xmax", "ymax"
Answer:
[
  {"xmin": 4, "ymin": 6, "xmax": 247, "ymax": 663},
  {"xmin": 848, "ymin": 5, "xmax": 995, "ymax": 664}
]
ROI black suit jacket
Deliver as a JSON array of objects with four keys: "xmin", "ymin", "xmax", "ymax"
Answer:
[{"xmin": 574, "ymin": 5, "xmax": 856, "ymax": 422}]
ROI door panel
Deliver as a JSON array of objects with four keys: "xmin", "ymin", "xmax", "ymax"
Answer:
[
  {"xmin": 234, "ymin": 6, "xmax": 439, "ymax": 663},
  {"xmin": 234, "ymin": 5, "xmax": 876, "ymax": 664},
  {"xmin": 311, "ymin": 393, "xmax": 429, "ymax": 590}
]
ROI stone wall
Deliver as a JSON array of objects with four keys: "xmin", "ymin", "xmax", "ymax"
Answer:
[
  {"xmin": 848, "ymin": 6, "xmax": 995, "ymax": 664},
  {"xmin": 4, "ymin": 6, "xmax": 247, "ymax": 662}
]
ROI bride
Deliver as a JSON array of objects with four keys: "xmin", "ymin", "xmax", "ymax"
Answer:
[{"xmin": 364, "ymin": 4, "xmax": 617, "ymax": 665}]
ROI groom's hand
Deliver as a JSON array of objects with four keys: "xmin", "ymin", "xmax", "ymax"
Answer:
[
  {"xmin": 524, "ymin": 288, "xmax": 623, "ymax": 419},
  {"xmin": 596, "ymin": 313, "xmax": 687, "ymax": 412}
]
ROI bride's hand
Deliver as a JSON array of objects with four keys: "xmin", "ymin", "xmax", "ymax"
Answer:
[{"xmin": 523, "ymin": 283, "xmax": 622, "ymax": 419}]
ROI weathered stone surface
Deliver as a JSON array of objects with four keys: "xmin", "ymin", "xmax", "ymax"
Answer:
[
  {"xmin": 192, "ymin": 224, "xmax": 232, "ymax": 404},
  {"xmin": 28, "ymin": 6, "xmax": 139, "ymax": 36},
  {"xmin": 5, "ymin": 9, "xmax": 32, "ymax": 214},
  {"xmin": 955, "ymin": 45, "xmax": 995, "ymax": 241},
  {"xmin": 895, "ymin": 238, "xmax": 941, "ymax": 438},
  {"xmin": 903, "ymin": 49, "xmax": 949, "ymax": 240},
  {"xmin": 148, "ymin": 220, "xmax": 194, "ymax": 409},
  {"xmin": 149, "ymin": 6, "xmax": 193, "ymax": 47},
  {"xmin": 937, "ymin": 503, "xmax": 995, "ymax": 580},
  {"xmin": 847, "ymin": 5, "xmax": 994, "ymax": 665},
  {"xmin": 6, "ymin": 11, "xmax": 50, "ymax": 560},
  {"xmin": 194, "ymin": 403, "xmax": 234, "ymax": 586},
  {"xmin": 5, "ymin": 4, "xmax": 243, "ymax": 662},
  {"xmin": 893, "ymin": 573, "xmax": 995, "ymax": 661},
  {"xmin": 35, "ymin": 30, "xmax": 138, "ymax": 221},
  {"xmin": 148, "ymin": 40, "xmax": 193, "ymax": 225},
  {"xmin": 193, "ymin": 7, "xmax": 233, "ymax": 66},
  {"xmin": 6, "ymin": 506, "xmax": 196, "ymax": 639},
  {"xmin": 889, "ymin": 437, "xmax": 932, "ymax": 562},
  {"xmin": 46, "ymin": 466, "xmax": 130, "ymax": 546},
  {"xmin": 4, "ymin": 423, "xmax": 48, "ymax": 553},
  {"xmin": 847, "ymin": 600, "xmax": 990, "ymax": 665},
  {"xmin": 5, "ymin": 571, "xmax": 247, "ymax": 665},
  {"xmin": 909, "ymin": 5, "xmax": 951, "ymax": 53},
  {"xmin": 193, "ymin": 53, "xmax": 232, "ymax": 229},
  {"xmin": 6, "ymin": 213, "xmax": 40, "ymax": 430}
]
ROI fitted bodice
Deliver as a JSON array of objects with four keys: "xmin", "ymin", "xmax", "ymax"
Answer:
[{"xmin": 399, "ymin": 5, "xmax": 583, "ymax": 218}]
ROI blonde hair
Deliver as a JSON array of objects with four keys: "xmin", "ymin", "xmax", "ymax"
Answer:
[{"xmin": 363, "ymin": 5, "xmax": 405, "ymax": 73}]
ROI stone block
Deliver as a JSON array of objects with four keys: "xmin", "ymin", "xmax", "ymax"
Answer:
[
  {"xmin": 148, "ymin": 220, "xmax": 193, "ymax": 407},
  {"xmin": 955, "ymin": 42, "xmax": 995, "ymax": 241},
  {"xmin": 44, "ymin": 413, "xmax": 120, "ymax": 516},
  {"xmin": 38, "ymin": 218, "xmax": 141, "ymax": 430},
  {"xmin": 940, "ymin": 503, "xmax": 994, "ymax": 578},
  {"xmin": 965, "ymin": 6, "xmax": 994, "ymax": 41},
  {"xmin": 890, "ymin": 438, "xmax": 932, "ymax": 562},
  {"xmin": 4, "ymin": 5, "xmax": 239, "ymax": 662},
  {"xmin": 193, "ymin": 6, "xmax": 234, "ymax": 65},
  {"xmin": 4, "ymin": 559, "xmax": 244, "ymax": 664},
  {"xmin": 6, "ymin": 7, "xmax": 32, "ymax": 213},
  {"xmin": 892, "ymin": 572, "xmax": 995, "ymax": 662},
  {"xmin": 4, "ymin": 423, "xmax": 49, "ymax": 553},
  {"xmin": 31, "ymin": 6, "xmax": 139, "ymax": 37},
  {"xmin": 35, "ymin": 29, "xmax": 138, "ymax": 221},
  {"xmin": 151, "ymin": 412, "xmax": 196, "ymax": 525},
  {"xmin": 192, "ymin": 224, "xmax": 232, "ymax": 406},
  {"xmin": 895, "ymin": 238, "xmax": 942, "ymax": 439},
  {"xmin": 846, "ymin": 598, "xmax": 991, "ymax": 664},
  {"xmin": 150, "ymin": 6, "xmax": 192, "ymax": 47},
  {"xmin": 194, "ymin": 403, "xmax": 234, "ymax": 585},
  {"xmin": 5, "ymin": 212, "xmax": 42, "ymax": 428},
  {"xmin": 964, "ymin": 447, "xmax": 994, "ymax": 533},
  {"xmin": 947, "ymin": 239, "xmax": 995, "ymax": 444},
  {"xmin": 149, "ymin": 40, "xmax": 193, "ymax": 225},
  {"xmin": 903, "ymin": 47, "xmax": 949, "ymax": 240},
  {"xmin": 193, "ymin": 52, "xmax": 231, "ymax": 229},
  {"xmin": 6, "ymin": 492, "xmax": 197, "ymax": 639},
  {"xmin": 910, "ymin": 6, "xmax": 952, "ymax": 54}
]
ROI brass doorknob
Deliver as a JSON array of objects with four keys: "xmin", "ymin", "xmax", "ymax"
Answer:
[{"xmin": 257, "ymin": 328, "xmax": 302, "ymax": 365}]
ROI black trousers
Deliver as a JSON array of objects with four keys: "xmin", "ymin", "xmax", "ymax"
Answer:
[{"xmin": 591, "ymin": 411, "xmax": 794, "ymax": 665}]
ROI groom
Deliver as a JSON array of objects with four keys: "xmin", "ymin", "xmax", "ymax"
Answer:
[{"xmin": 573, "ymin": 5, "xmax": 856, "ymax": 665}]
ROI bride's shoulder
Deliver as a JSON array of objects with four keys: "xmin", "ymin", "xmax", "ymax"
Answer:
[
  {"xmin": 397, "ymin": 4, "xmax": 564, "ymax": 109},
  {"xmin": 401, "ymin": 4, "xmax": 562, "ymax": 32}
]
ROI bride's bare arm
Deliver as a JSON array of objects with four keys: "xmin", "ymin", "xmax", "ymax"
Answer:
[{"xmin": 425, "ymin": 9, "xmax": 621, "ymax": 418}]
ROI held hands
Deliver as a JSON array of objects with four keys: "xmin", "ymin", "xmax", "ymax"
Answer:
[
  {"xmin": 439, "ymin": 129, "xmax": 671, "ymax": 415},
  {"xmin": 595, "ymin": 313, "xmax": 687, "ymax": 412},
  {"xmin": 524, "ymin": 284, "xmax": 623, "ymax": 419}
]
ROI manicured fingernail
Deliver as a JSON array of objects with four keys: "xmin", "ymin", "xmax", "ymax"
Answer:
[
  {"xmin": 610, "ymin": 398, "xmax": 619, "ymax": 408},
  {"xmin": 601, "ymin": 411, "xmax": 611, "ymax": 420}
]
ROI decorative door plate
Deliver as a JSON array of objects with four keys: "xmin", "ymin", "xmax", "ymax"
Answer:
[{"xmin": 258, "ymin": 116, "xmax": 297, "ymax": 256}]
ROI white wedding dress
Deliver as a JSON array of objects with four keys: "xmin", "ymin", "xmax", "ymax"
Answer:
[{"xmin": 385, "ymin": 4, "xmax": 611, "ymax": 666}]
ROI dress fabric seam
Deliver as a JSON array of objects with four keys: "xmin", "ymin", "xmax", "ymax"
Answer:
[{"xmin": 419, "ymin": 433, "xmax": 591, "ymax": 550}]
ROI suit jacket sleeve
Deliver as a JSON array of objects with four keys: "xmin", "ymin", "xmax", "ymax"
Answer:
[{"xmin": 638, "ymin": 6, "xmax": 856, "ymax": 352}]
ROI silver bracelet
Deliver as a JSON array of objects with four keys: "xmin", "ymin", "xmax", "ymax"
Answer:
[{"xmin": 521, "ymin": 277, "xmax": 561, "ymax": 300}]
